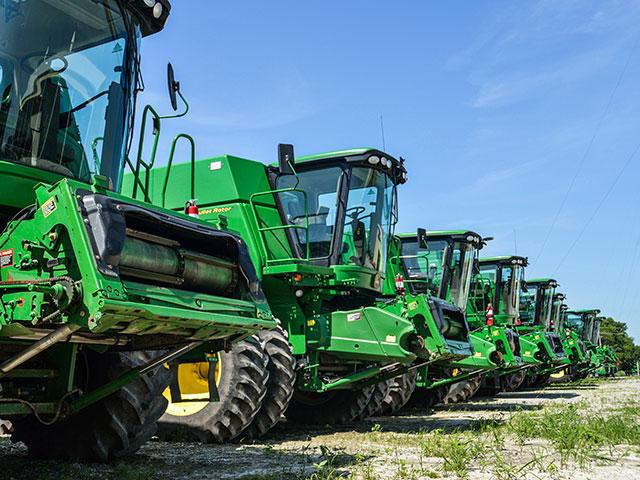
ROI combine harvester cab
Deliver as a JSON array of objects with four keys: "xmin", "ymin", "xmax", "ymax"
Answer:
[
  {"xmin": 556, "ymin": 304, "xmax": 588, "ymax": 374},
  {"xmin": 467, "ymin": 256, "xmax": 530, "ymax": 393},
  {"xmin": 0, "ymin": 0, "xmax": 273, "ymax": 461},
  {"xmin": 517, "ymin": 279, "xmax": 568, "ymax": 386},
  {"xmin": 387, "ymin": 230, "xmax": 488, "ymax": 405},
  {"xmin": 564, "ymin": 309, "xmax": 603, "ymax": 379},
  {"xmin": 128, "ymin": 146, "xmax": 427, "ymax": 436}
]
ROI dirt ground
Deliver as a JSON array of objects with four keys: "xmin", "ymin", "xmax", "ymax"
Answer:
[{"xmin": 1, "ymin": 378, "xmax": 639, "ymax": 480}]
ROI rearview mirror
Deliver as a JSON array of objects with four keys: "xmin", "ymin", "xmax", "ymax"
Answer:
[
  {"xmin": 417, "ymin": 228, "xmax": 428, "ymax": 248},
  {"xmin": 167, "ymin": 63, "xmax": 180, "ymax": 111},
  {"xmin": 278, "ymin": 143, "xmax": 295, "ymax": 175}
]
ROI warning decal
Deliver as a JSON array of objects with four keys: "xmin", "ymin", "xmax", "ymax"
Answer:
[
  {"xmin": 42, "ymin": 198, "xmax": 57, "ymax": 218},
  {"xmin": 0, "ymin": 249, "xmax": 14, "ymax": 268}
]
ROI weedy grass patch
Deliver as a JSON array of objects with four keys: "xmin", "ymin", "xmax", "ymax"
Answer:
[
  {"xmin": 420, "ymin": 429, "xmax": 490, "ymax": 478},
  {"xmin": 504, "ymin": 401, "xmax": 640, "ymax": 465}
]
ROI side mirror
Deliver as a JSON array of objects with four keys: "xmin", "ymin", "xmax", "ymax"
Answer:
[
  {"xmin": 278, "ymin": 143, "xmax": 295, "ymax": 175},
  {"xmin": 167, "ymin": 62, "xmax": 180, "ymax": 111},
  {"xmin": 417, "ymin": 228, "xmax": 428, "ymax": 249},
  {"xmin": 472, "ymin": 258, "xmax": 480, "ymax": 275}
]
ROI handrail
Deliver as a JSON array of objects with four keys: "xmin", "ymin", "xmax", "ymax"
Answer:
[
  {"xmin": 131, "ymin": 91, "xmax": 190, "ymax": 203},
  {"xmin": 249, "ymin": 187, "xmax": 310, "ymax": 266},
  {"xmin": 161, "ymin": 133, "xmax": 196, "ymax": 208}
]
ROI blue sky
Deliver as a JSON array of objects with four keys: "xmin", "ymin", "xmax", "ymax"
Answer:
[{"xmin": 136, "ymin": 1, "xmax": 640, "ymax": 339}]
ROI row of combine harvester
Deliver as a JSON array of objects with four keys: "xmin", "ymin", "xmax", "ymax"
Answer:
[{"xmin": 0, "ymin": 0, "xmax": 619, "ymax": 461}]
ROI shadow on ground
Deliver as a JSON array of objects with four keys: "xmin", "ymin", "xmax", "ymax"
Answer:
[
  {"xmin": 496, "ymin": 391, "xmax": 579, "ymax": 400},
  {"xmin": 432, "ymin": 402, "xmax": 543, "ymax": 412},
  {"xmin": 0, "ymin": 437, "xmax": 363, "ymax": 480}
]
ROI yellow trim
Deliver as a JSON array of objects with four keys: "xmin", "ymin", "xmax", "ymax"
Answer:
[{"xmin": 163, "ymin": 354, "xmax": 222, "ymax": 417}]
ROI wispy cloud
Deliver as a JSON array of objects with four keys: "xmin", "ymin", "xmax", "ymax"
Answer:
[
  {"xmin": 447, "ymin": 0, "xmax": 640, "ymax": 109},
  {"xmin": 471, "ymin": 46, "xmax": 616, "ymax": 108}
]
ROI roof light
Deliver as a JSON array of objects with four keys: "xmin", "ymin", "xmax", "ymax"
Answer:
[
  {"xmin": 381, "ymin": 157, "xmax": 389, "ymax": 167},
  {"xmin": 143, "ymin": 0, "xmax": 155, "ymax": 7},
  {"xmin": 368, "ymin": 155, "xmax": 380, "ymax": 165},
  {"xmin": 153, "ymin": 2, "xmax": 163, "ymax": 17}
]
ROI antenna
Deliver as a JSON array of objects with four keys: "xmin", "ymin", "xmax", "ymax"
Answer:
[
  {"xmin": 380, "ymin": 115, "xmax": 386, "ymax": 151},
  {"xmin": 513, "ymin": 228, "xmax": 518, "ymax": 255}
]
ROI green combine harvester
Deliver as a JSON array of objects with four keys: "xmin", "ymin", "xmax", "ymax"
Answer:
[
  {"xmin": 0, "ymin": 0, "xmax": 274, "ymax": 460},
  {"xmin": 590, "ymin": 316, "xmax": 618, "ymax": 377},
  {"xmin": 386, "ymin": 230, "xmax": 493, "ymax": 406},
  {"xmin": 466, "ymin": 256, "xmax": 530, "ymax": 394},
  {"xmin": 563, "ymin": 309, "xmax": 603, "ymax": 379},
  {"xmin": 516, "ymin": 278, "xmax": 567, "ymax": 387},
  {"xmin": 553, "ymin": 305, "xmax": 590, "ymax": 381},
  {"xmin": 125, "ymin": 147, "xmax": 436, "ymax": 439}
]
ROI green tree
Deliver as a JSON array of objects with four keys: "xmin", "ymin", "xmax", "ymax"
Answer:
[{"xmin": 600, "ymin": 317, "xmax": 640, "ymax": 371}]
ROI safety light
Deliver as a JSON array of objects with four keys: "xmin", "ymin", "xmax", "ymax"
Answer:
[
  {"xmin": 368, "ymin": 155, "xmax": 380, "ymax": 165},
  {"xmin": 486, "ymin": 303, "xmax": 494, "ymax": 326},
  {"xmin": 395, "ymin": 274, "xmax": 405, "ymax": 296},
  {"xmin": 515, "ymin": 315, "xmax": 521, "ymax": 326}
]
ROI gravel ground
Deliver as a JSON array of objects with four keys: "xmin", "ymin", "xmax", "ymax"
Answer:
[{"xmin": 1, "ymin": 378, "xmax": 639, "ymax": 479}]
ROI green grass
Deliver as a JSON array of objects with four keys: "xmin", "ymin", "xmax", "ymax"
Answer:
[
  {"xmin": 420, "ymin": 430, "xmax": 489, "ymax": 478},
  {"xmin": 505, "ymin": 402, "xmax": 640, "ymax": 465}
]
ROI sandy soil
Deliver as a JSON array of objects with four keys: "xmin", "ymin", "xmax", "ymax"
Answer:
[{"xmin": 1, "ymin": 378, "xmax": 639, "ymax": 479}]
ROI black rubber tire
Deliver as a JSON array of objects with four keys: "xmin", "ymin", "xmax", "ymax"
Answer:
[
  {"xmin": 409, "ymin": 384, "xmax": 448, "ymax": 409},
  {"xmin": 521, "ymin": 372, "xmax": 539, "ymax": 389},
  {"xmin": 158, "ymin": 336, "xmax": 269, "ymax": 443},
  {"xmin": 239, "ymin": 326, "xmax": 296, "ymax": 441},
  {"xmin": 531, "ymin": 373, "xmax": 551, "ymax": 387},
  {"xmin": 11, "ymin": 351, "xmax": 170, "ymax": 462},
  {"xmin": 501, "ymin": 371, "xmax": 527, "ymax": 392},
  {"xmin": 442, "ymin": 376, "xmax": 482, "ymax": 404},
  {"xmin": 285, "ymin": 385, "xmax": 375, "ymax": 425},
  {"xmin": 378, "ymin": 370, "xmax": 417, "ymax": 415},
  {"xmin": 359, "ymin": 380, "xmax": 392, "ymax": 420}
]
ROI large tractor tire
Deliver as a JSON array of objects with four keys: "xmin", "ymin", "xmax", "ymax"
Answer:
[
  {"xmin": 409, "ymin": 384, "xmax": 448, "ymax": 409},
  {"xmin": 239, "ymin": 326, "xmax": 296, "ymax": 441},
  {"xmin": 11, "ymin": 351, "xmax": 169, "ymax": 462},
  {"xmin": 158, "ymin": 336, "xmax": 269, "ymax": 443},
  {"xmin": 531, "ymin": 373, "xmax": 551, "ymax": 388},
  {"xmin": 501, "ymin": 371, "xmax": 527, "ymax": 392},
  {"xmin": 442, "ymin": 376, "xmax": 482, "ymax": 404},
  {"xmin": 285, "ymin": 385, "xmax": 375, "ymax": 425},
  {"xmin": 377, "ymin": 370, "xmax": 417, "ymax": 415},
  {"xmin": 359, "ymin": 380, "xmax": 392, "ymax": 420}
]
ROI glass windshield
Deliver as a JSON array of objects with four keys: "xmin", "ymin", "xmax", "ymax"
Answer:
[
  {"xmin": 0, "ymin": 0, "xmax": 138, "ymax": 190},
  {"xmin": 343, "ymin": 167, "xmax": 395, "ymax": 270},
  {"xmin": 583, "ymin": 313, "xmax": 596, "ymax": 342},
  {"xmin": 400, "ymin": 238, "xmax": 446, "ymax": 296},
  {"xmin": 277, "ymin": 165, "xmax": 396, "ymax": 270},
  {"xmin": 551, "ymin": 299, "xmax": 563, "ymax": 332},
  {"xmin": 500, "ymin": 265, "xmax": 522, "ymax": 316},
  {"xmin": 277, "ymin": 166, "xmax": 342, "ymax": 260},
  {"xmin": 449, "ymin": 241, "xmax": 476, "ymax": 310},
  {"xmin": 565, "ymin": 313, "xmax": 585, "ymax": 337},
  {"xmin": 470, "ymin": 263, "xmax": 497, "ymax": 314},
  {"xmin": 538, "ymin": 286, "xmax": 555, "ymax": 328},
  {"xmin": 592, "ymin": 319, "xmax": 601, "ymax": 344},
  {"xmin": 519, "ymin": 286, "xmax": 536, "ymax": 324}
]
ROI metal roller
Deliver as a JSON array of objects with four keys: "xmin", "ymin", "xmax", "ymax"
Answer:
[{"xmin": 119, "ymin": 236, "xmax": 238, "ymax": 294}]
